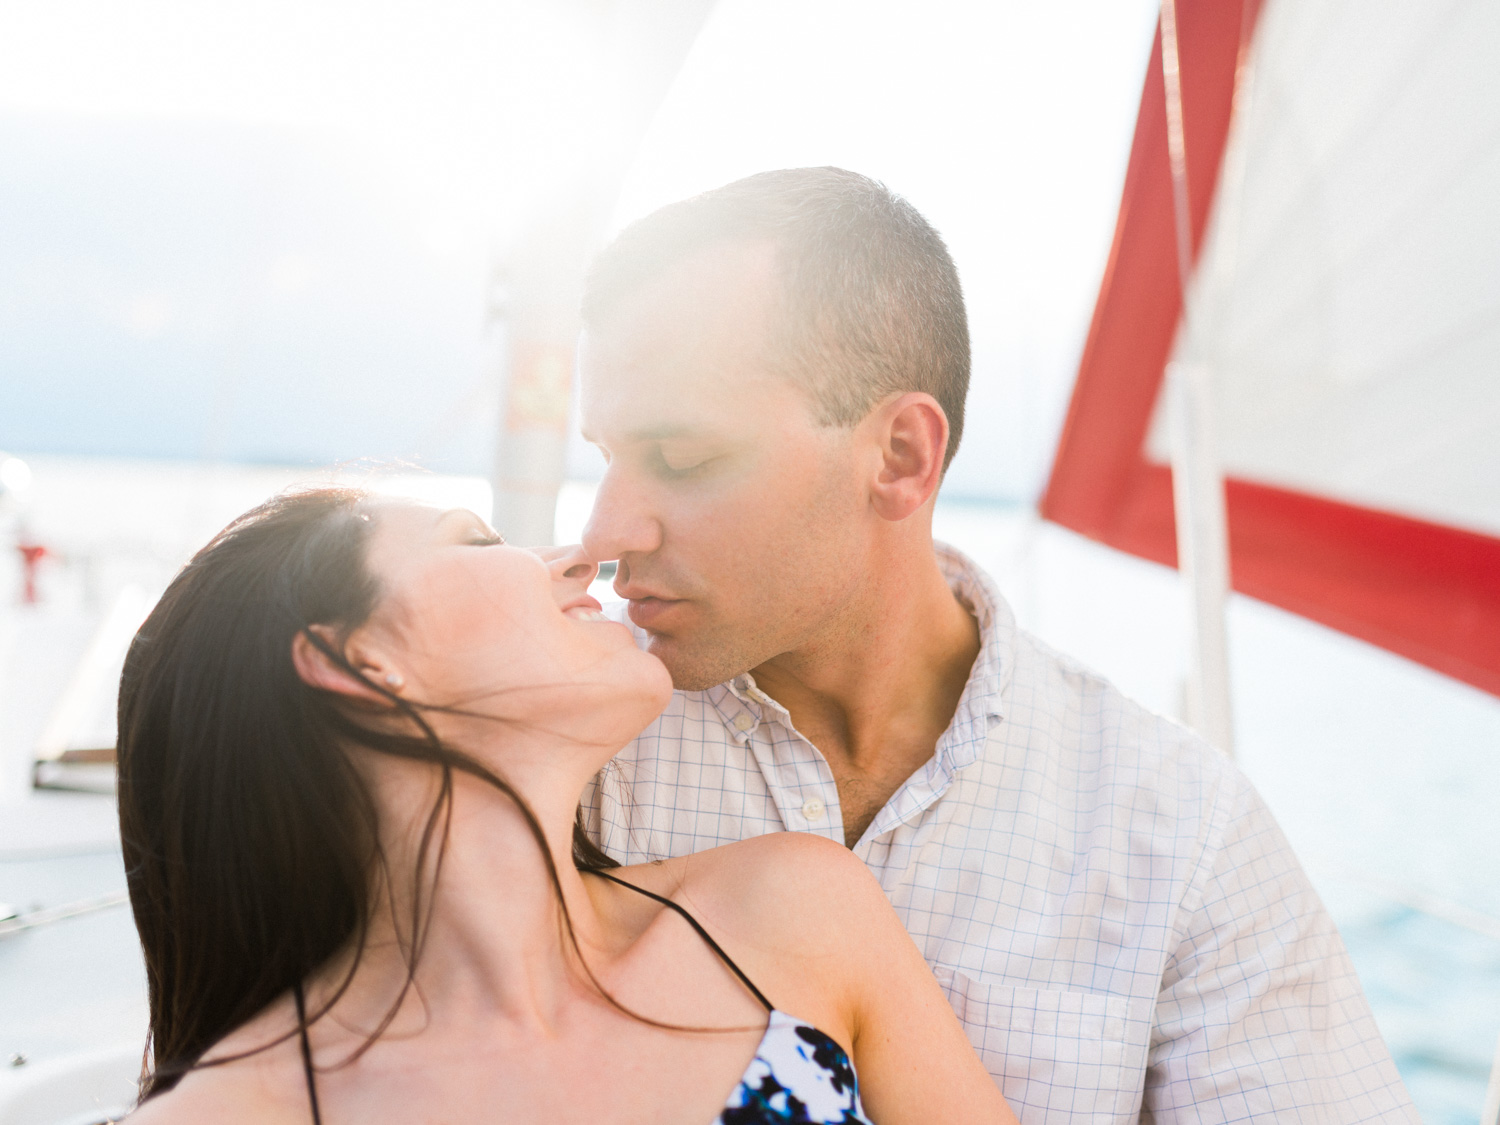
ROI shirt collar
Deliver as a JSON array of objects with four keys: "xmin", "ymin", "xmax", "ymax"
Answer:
[
  {"xmin": 711, "ymin": 672, "xmax": 783, "ymax": 742},
  {"xmin": 710, "ymin": 542, "xmax": 1014, "ymax": 771},
  {"xmin": 931, "ymin": 540, "xmax": 1013, "ymax": 774}
]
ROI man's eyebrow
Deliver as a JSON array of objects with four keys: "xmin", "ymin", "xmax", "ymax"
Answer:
[{"xmin": 582, "ymin": 424, "xmax": 712, "ymax": 444}]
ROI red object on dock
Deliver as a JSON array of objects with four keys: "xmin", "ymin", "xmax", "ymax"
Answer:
[{"xmin": 17, "ymin": 541, "xmax": 47, "ymax": 604}]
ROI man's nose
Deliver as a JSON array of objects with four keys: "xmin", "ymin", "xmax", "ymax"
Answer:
[{"xmin": 581, "ymin": 467, "xmax": 663, "ymax": 563}]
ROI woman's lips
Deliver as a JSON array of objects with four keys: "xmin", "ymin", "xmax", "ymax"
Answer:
[
  {"xmin": 626, "ymin": 596, "xmax": 686, "ymax": 631},
  {"xmin": 560, "ymin": 593, "xmax": 604, "ymax": 617}
]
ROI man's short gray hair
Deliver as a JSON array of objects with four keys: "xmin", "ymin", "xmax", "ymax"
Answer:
[{"xmin": 582, "ymin": 167, "xmax": 970, "ymax": 469}]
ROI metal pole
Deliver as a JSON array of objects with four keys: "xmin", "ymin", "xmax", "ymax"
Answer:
[
  {"xmin": 488, "ymin": 189, "xmax": 605, "ymax": 547},
  {"xmin": 490, "ymin": 311, "xmax": 576, "ymax": 548},
  {"xmin": 1166, "ymin": 361, "xmax": 1234, "ymax": 752},
  {"xmin": 487, "ymin": 0, "xmax": 720, "ymax": 547},
  {"xmin": 1160, "ymin": 0, "xmax": 1235, "ymax": 755}
]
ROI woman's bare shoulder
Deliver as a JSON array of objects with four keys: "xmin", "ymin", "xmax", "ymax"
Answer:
[
  {"xmin": 621, "ymin": 830, "xmax": 872, "ymax": 902},
  {"xmin": 622, "ymin": 832, "xmax": 903, "ymax": 966},
  {"xmin": 123, "ymin": 1008, "xmax": 311, "ymax": 1124},
  {"xmin": 125, "ymin": 1070, "xmax": 306, "ymax": 1125}
]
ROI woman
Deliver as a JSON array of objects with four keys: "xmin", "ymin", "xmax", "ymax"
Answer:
[{"xmin": 118, "ymin": 487, "xmax": 1016, "ymax": 1124}]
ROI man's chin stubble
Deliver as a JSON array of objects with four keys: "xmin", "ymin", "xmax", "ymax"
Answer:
[{"xmin": 648, "ymin": 634, "xmax": 758, "ymax": 693}]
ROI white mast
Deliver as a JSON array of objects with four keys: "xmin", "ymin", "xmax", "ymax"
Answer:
[
  {"xmin": 1159, "ymin": 0, "xmax": 1236, "ymax": 755},
  {"xmin": 490, "ymin": 0, "xmax": 719, "ymax": 546}
]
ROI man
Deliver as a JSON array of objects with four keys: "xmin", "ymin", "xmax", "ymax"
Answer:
[{"xmin": 574, "ymin": 167, "xmax": 1415, "ymax": 1123}]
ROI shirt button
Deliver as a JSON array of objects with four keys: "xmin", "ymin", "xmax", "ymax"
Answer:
[
  {"xmin": 733, "ymin": 713, "xmax": 754, "ymax": 732},
  {"xmin": 801, "ymin": 797, "xmax": 825, "ymax": 821}
]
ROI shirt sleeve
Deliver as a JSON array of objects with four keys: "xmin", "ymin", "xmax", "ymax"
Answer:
[{"xmin": 1143, "ymin": 773, "xmax": 1418, "ymax": 1124}]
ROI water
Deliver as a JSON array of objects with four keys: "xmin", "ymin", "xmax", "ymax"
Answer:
[
  {"xmin": 3, "ymin": 458, "xmax": 1498, "ymax": 1123},
  {"xmin": 0, "ymin": 837, "xmax": 144, "ymax": 1062}
]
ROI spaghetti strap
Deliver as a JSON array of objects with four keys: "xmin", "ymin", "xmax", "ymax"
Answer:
[
  {"xmin": 292, "ymin": 981, "xmax": 324, "ymax": 1125},
  {"xmin": 582, "ymin": 866, "xmax": 776, "ymax": 1012}
]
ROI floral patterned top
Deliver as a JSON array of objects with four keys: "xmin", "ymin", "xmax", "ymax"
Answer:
[{"xmin": 720, "ymin": 1009, "xmax": 871, "ymax": 1124}]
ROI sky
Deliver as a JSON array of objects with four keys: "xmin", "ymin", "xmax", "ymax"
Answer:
[{"xmin": 0, "ymin": 0, "xmax": 1160, "ymax": 500}]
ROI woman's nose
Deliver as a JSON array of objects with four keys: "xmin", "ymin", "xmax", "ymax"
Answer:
[{"xmin": 544, "ymin": 544, "xmax": 599, "ymax": 585}]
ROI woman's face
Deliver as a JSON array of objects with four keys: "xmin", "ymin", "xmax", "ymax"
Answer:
[{"xmin": 356, "ymin": 502, "xmax": 672, "ymax": 756}]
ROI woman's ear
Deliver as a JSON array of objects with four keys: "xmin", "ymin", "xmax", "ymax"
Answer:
[{"xmin": 291, "ymin": 625, "xmax": 396, "ymax": 706}]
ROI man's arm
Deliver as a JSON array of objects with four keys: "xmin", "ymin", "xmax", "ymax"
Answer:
[{"xmin": 1145, "ymin": 777, "xmax": 1417, "ymax": 1123}]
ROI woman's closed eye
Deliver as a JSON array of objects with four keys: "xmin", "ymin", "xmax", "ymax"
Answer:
[{"xmin": 468, "ymin": 532, "xmax": 505, "ymax": 547}]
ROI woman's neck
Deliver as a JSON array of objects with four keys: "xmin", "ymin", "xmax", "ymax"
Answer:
[{"xmin": 316, "ymin": 752, "xmax": 612, "ymax": 1037}]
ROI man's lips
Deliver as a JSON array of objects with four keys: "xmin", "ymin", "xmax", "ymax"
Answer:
[
  {"xmin": 625, "ymin": 595, "xmax": 687, "ymax": 631},
  {"xmin": 614, "ymin": 561, "xmax": 692, "ymax": 631}
]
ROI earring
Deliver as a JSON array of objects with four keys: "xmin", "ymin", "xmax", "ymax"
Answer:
[{"xmin": 384, "ymin": 672, "xmax": 404, "ymax": 691}]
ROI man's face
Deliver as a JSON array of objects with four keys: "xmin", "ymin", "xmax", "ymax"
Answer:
[{"xmin": 579, "ymin": 241, "xmax": 867, "ymax": 690}]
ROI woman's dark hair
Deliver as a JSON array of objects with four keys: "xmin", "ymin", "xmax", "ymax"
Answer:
[{"xmin": 116, "ymin": 487, "xmax": 617, "ymax": 1100}]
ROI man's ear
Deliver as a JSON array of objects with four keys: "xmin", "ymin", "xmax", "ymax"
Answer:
[
  {"xmin": 291, "ymin": 625, "xmax": 395, "ymax": 706},
  {"xmin": 868, "ymin": 392, "xmax": 949, "ymax": 522}
]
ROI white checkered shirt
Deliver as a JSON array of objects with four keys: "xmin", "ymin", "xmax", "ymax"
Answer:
[{"xmin": 582, "ymin": 544, "xmax": 1416, "ymax": 1124}]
